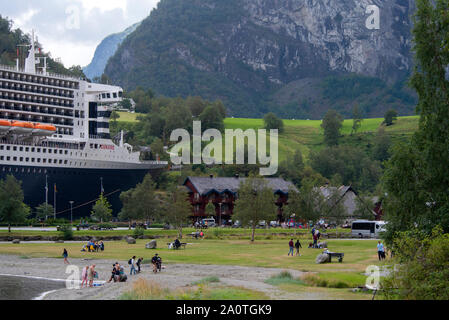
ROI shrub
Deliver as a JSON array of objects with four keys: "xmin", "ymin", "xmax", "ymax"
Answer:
[
  {"xmin": 59, "ymin": 225, "xmax": 73, "ymax": 240},
  {"xmin": 381, "ymin": 226, "xmax": 449, "ymax": 300},
  {"xmin": 133, "ymin": 227, "xmax": 145, "ymax": 238}
]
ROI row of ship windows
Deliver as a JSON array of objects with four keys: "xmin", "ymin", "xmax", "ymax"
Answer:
[
  {"xmin": 0, "ymin": 71, "xmax": 79, "ymax": 89},
  {"xmin": 1, "ymin": 102, "xmax": 75, "ymax": 117},
  {"xmin": 0, "ymin": 145, "xmax": 115, "ymax": 159},
  {"xmin": 0, "ymin": 81, "xmax": 75, "ymax": 98},
  {"xmin": 0, "ymin": 156, "xmax": 68, "ymax": 165},
  {"xmin": 0, "ymin": 91, "xmax": 74, "ymax": 108},
  {"xmin": 0, "ymin": 145, "xmax": 69, "ymax": 155}
]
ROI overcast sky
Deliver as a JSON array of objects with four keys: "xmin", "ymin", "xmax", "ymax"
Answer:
[{"xmin": 0, "ymin": 0, "xmax": 160, "ymax": 67}]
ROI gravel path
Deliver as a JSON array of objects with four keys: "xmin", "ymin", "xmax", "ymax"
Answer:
[{"xmin": 0, "ymin": 255, "xmax": 332, "ymax": 300}]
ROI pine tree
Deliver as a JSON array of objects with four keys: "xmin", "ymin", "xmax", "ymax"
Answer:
[{"xmin": 91, "ymin": 193, "xmax": 112, "ymax": 223}]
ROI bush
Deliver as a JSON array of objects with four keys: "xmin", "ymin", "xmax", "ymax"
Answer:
[
  {"xmin": 59, "ymin": 225, "xmax": 73, "ymax": 240},
  {"xmin": 133, "ymin": 227, "xmax": 145, "ymax": 238},
  {"xmin": 381, "ymin": 226, "xmax": 449, "ymax": 300}
]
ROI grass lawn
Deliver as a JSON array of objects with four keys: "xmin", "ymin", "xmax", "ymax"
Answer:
[
  {"xmin": 0, "ymin": 238, "xmax": 379, "ymax": 300},
  {"xmin": 0, "ymin": 238, "xmax": 378, "ymax": 280},
  {"xmin": 117, "ymin": 112, "xmax": 144, "ymax": 123},
  {"xmin": 225, "ymin": 116, "xmax": 419, "ymax": 161}
]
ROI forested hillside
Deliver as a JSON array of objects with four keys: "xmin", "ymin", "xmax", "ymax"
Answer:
[{"xmin": 105, "ymin": 0, "xmax": 417, "ymax": 119}]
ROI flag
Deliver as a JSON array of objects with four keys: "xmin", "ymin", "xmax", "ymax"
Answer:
[{"xmin": 54, "ymin": 184, "xmax": 57, "ymax": 193}]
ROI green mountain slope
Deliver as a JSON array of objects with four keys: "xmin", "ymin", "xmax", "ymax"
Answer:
[{"xmin": 105, "ymin": 0, "xmax": 417, "ymax": 119}]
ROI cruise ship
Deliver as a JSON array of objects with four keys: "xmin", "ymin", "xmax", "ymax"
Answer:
[{"xmin": 0, "ymin": 32, "xmax": 168, "ymax": 218}]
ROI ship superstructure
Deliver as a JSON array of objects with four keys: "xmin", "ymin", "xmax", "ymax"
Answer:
[{"xmin": 0, "ymin": 31, "xmax": 167, "ymax": 217}]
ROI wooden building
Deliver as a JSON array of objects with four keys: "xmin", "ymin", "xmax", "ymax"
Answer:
[{"xmin": 183, "ymin": 175, "xmax": 296, "ymax": 224}]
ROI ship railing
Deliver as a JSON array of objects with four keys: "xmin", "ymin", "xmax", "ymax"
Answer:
[
  {"xmin": 0, "ymin": 138, "xmax": 84, "ymax": 150},
  {"xmin": 0, "ymin": 64, "xmax": 85, "ymax": 82},
  {"xmin": 141, "ymin": 160, "xmax": 169, "ymax": 165}
]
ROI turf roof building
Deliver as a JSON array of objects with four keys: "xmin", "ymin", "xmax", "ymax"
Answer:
[{"xmin": 183, "ymin": 175, "xmax": 297, "ymax": 223}]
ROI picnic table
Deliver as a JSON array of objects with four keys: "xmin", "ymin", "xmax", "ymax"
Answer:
[
  {"xmin": 167, "ymin": 242, "xmax": 187, "ymax": 249},
  {"xmin": 327, "ymin": 252, "xmax": 344, "ymax": 263}
]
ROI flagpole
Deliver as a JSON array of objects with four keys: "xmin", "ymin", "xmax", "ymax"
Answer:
[
  {"xmin": 54, "ymin": 183, "xmax": 56, "ymax": 219},
  {"xmin": 45, "ymin": 175, "xmax": 48, "ymax": 206}
]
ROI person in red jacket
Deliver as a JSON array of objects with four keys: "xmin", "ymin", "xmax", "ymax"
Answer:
[{"xmin": 288, "ymin": 239, "xmax": 294, "ymax": 256}]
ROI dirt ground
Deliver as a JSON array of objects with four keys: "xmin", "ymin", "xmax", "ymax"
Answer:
[{"xmin": 0, "ymin": 254, "xmax": 343, "ymax": 300}]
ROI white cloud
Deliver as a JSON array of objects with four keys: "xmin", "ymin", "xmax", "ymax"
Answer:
[{"xmin": 0, "ymin": 0, "xmax": 160, "ymax": 67}]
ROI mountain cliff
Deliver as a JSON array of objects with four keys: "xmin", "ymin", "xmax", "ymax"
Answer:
[
  {"xmin": 83, "ymin": 22, "xmax": 140, "ymax": 80},
  {"xmin": 105, "ymin": 0, "xmax": 417, "ymax": 118}
]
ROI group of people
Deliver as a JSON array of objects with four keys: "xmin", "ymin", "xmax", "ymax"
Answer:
[
  {"xmin": 81, "ymin": 240, "xmax": 105, "ymax": 253},
  {"xmin": 195, "ymin": 230, "xmax": 204, "ymax": 239},
  {"xmin": 81, "ymin": 264, "xmax": 98, "ymax": 288},
  {"xmin": 128, "ymin": 256, "xmax": 144, "ymax": 275},
  {"xmin": 311, "ymin": 227, "xmax": 321, "ymax": 248},
  {"xmin": 107, "ymin": 263, "xmax": 127, "ymax": 283},
  {"xmin": 128, "ymin": 254, "xmax": 162, "ymax": 274},
  {"xmin": 288, "ymin": 239, "xmax": 302, "ymax": 256}
]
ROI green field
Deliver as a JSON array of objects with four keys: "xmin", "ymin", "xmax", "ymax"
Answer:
[
  {"xmin": 0, "ymin": 238, "xmax": 379, "ymax": 295},
  {"xmin": 117, "ymin": 112, "xmax": 419, "ymax": 162}
]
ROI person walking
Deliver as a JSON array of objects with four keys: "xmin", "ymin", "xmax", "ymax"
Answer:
[
  {"xmin": 295, "ymin": 240, "xmax": 302, "ymax": 256},
  {"xmin": 136, "ymin": 257, "xmax": 143, "ymax": 273},
  {"xmin": 313, "ymin": 233, "xmax": 318, "ymax": 248},
  {"xmin": 81, "ymin": 265, "xmax": 89, "ymax": 288},
  {"xmin": 129, "ymin": 256, "xmax": 137, "ymax": 275},
  {"xmin": 377, "ymin": 241, "xmax": 385, "ymax": 261},
  {"xmin": 288, "ymin": 239, "xmax": 295, "ymax": 256},
  {"xmin": 62, "ymin": 249, "xmax": 69, "ymax": 264}
]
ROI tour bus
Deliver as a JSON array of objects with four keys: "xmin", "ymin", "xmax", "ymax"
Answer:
[{"xmin": 351, "ymin": 220, "xmax": 386, "ymax": 238}]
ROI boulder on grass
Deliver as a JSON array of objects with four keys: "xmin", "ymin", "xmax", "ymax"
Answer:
[
  {"xmin": 145, "ymin": 240, "xmax": 157, "ymax": 249},
  {"xmin": 126, "ymin": 237, "xmax": 136, "ymax": 244},
  {"xmin": 316, "ymin": 253, "xmax": 330, "ymax": 264},
  {"xmin": 12, "ymin": 239, "xmax": 20, "ymax": 244}
]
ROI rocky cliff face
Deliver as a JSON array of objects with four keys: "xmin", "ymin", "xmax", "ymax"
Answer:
[
  {"xmin": 105, "ymin": 0, "xmax": 417, "ymax": 118},
  {"xmin": 239, "ymin": 0, "xmax": 414, "ymax": 83},
  {"xmin": 84, "ymin": 22, "xmax": 140, "ymax": 80}
]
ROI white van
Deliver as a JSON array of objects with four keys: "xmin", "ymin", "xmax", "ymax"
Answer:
[
  {"xmin": 201, "ymin": 218, "xmax": 216, "ymax": 228},
  {"xmin": 351, "ymin": 220, "xmax": 386, "ymax": 238}
]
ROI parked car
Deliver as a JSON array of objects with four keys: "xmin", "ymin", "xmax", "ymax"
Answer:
[
  {"xmin": 232, "ymin": 220, "xmax": 241, "ymax": 228},
  {"xmin": 270, "ymin": 221, "xmax": 279, "ymax": 228}
]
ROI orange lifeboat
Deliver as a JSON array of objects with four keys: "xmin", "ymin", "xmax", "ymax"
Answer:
[
  {"xmin": 0, "ymin": 120, "xmax": 12, "ymax": 133},
  {"xmin": 32, "ymin": 123, "xmax": 57, "ymax": 136},
  {"xmin": 10, "ymin": 121, "xmax": 34, "ymax": 134}
]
